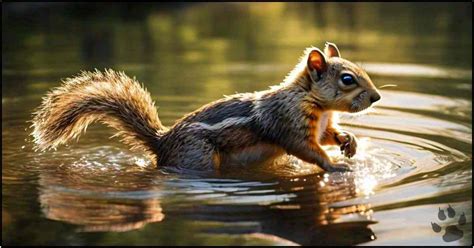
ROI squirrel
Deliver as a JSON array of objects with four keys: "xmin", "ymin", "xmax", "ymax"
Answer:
[{"xmin": 31, "ymin": 42, "xmax": 381, "ymax": 173}]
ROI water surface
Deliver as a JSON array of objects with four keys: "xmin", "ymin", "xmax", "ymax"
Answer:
[{"xmin": 2, "ymin": 2, "xmax": 472, "ymax": 245}]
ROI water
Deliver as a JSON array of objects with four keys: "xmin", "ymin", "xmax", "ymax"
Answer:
[{"xmin": 2, "ymin": 3, "xmax": 472, "ymax": 245}]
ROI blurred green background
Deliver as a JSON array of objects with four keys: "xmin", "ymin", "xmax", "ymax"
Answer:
[{"xmin": 2, "ymin": 2, "xmax": 472, "ymax": 107}]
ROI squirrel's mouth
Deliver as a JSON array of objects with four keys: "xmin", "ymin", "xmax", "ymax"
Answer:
[
  {"xmin": 350, "ymin": 104, "xmax": 370, "ymax": 113},
  {"xmin": 349, "ymin": 91, "xmax": 370, "ymax": 113}
]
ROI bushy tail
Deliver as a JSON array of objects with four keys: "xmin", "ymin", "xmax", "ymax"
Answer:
[{"xmin": 31, "ymin": 69, "xmax": 167, "ymax": 163}]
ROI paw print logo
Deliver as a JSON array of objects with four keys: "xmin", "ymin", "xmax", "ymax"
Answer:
[{"xmin": 431, "ymin": 205, "xmax": 466, "ymax": 242}]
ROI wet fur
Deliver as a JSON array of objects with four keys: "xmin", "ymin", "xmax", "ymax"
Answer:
[{"xmin": 31, "ymin": 43, "xmax": 380, "ymax": 172}]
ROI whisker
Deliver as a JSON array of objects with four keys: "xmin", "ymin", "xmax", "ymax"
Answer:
[{"xmin": 378, "ymin": 84, "xmax": 398, "ymax": 89}]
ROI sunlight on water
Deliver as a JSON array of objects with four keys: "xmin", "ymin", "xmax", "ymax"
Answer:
[
  {"xmin": 134, "ymin": 158, "xmax": 150, "ymax": 168},
  {"xmin": 327, "ymin": 138, "xmax": 401, "ymax": 197},
  {"xmin": 376, "ymin": 90, "xmax": 471, "ymax": 113},
  {"xmin": 362, "ymin": 63, "xmax": 472, "ymax": 80},
  {"xmin": 65, "ymin": 147, "xmax": 152, "ymax": 172}
]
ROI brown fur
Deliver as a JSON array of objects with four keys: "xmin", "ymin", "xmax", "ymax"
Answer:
[
  {"xmin": 31, "ymin": 69, "xmax": 167, "ymax": 162},
  {"xmin": 31, "ymin": 43, "xmax": 380, "ymax": 173}
]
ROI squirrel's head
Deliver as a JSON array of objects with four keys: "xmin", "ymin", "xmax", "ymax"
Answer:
[{"xmin": 303, "ymin": 42, "xmax": 381, "ymax": 113}]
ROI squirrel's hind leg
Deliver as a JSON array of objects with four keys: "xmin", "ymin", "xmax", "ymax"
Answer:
[{"xmin": 159, "ymin": 134, "xmax": 219, "ymax": 172}]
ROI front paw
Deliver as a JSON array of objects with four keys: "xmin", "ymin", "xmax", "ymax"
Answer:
[
  {"xmin": 336, "ymin": 132, "xmax": 357, "ymax": 158},
  {"xmin": 326, "ymin": 162, "xmax": 352, "ymax": 172}
]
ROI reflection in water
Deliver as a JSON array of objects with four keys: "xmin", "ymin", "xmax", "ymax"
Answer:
[
  {"xmin": 34, "ymin": 148, "xmax": 162, "ymax": 233},
  {"xmin": 39, "ymin": 189, "xmax": 164, "ymax": 232},
  {"xmin": 171, "ymin": 174, "xmax": 376, "ymax": 246},
  {"xmin": 31, "ymin": 142, "xmax": 413, "ymax": 244},
  {"xmin": 36, "ymin": 156, "xmax": 376, "ymax": 245}
]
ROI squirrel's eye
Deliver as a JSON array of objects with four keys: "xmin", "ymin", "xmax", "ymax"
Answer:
[{"xmin": 341, "ymin": 74, "xmax": 356, "ymax": 85}]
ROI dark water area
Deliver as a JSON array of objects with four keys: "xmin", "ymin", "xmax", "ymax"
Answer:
[{"xmin": 2, "ymin": 2, "xmax": 472, "ymax": 245}]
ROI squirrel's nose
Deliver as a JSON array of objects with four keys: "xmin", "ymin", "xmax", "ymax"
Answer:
[{"xmin": 370, "ymin": 92, "xmax": 381, "ymax": 103}]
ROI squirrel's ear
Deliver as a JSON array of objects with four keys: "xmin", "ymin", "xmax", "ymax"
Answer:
[
  {"xmin": 324, "ymin": 42, "xmax": 341, "ymax": 58},
  {"xmin": 307, "ymin": 48, "xmax": 328, "ymax": 78}
]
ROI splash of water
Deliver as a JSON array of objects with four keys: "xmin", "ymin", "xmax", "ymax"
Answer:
[{"xmin": 327, "ymin": 137, "xmax": 401, "ymax": 197}]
